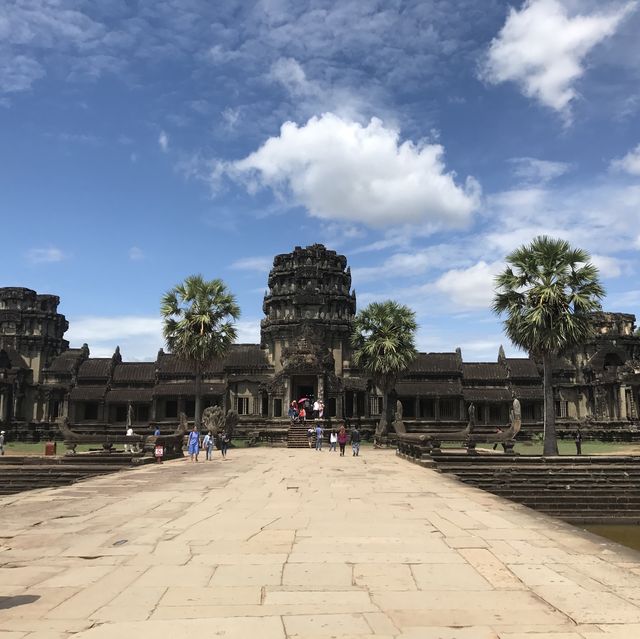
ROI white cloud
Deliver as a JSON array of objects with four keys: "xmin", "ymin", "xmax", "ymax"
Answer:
[
  {"xmin": 590, "ymin": 254, "xmax": 623, "ymax": 279},
  {"xmin": 0, "ymin": 55, "xmax": 45, "ymax": 93},
  {"xmin": 235, "ymin": 319, "xmax": 261, "ymax": 343},
  {"xmin": 231, "ymin": 113, "xmax": 481, "ymax": 229},
  {"xmin": 222, "ymin": 107, "xmax": 240, "ymax": 130},
  {"xmin": 66, "ymin": 315, "xmax": 260, "ymax": 360},
  {"xmin": 611, "ymin": 143, "xmax": 640, "ymax": 176},
  {"xmin": 158, "ymin": 130, "xmax": 169, "ymax": 152},
  {"xmin": 128, "ymin": 246, "xmax": 144, "ymax": 261},
  {"xmin": 510, "ymin": 157, "xmax": 571, "ymax": 184},
  {"xmin": 481, "ymin": 0, "xmax": 636, "ymax": 118},
  {"xmin": 230, "ymin": 256, "xmax": 272, "ymax": 272},
  {"xmin": 434, "ymin": 261, "xmax": 504, "ymax": 309},
  {"xmin": 25, "ymin": 247, "xmax": 66, "ymax": 264},
  {"xmin": 66, "ymin": 315, "xmax": 162, "ymax": 361}
]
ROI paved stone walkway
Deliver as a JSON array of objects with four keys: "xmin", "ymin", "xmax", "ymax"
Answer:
[{"xmin": 1, "ymin": 448, "xmax": 640, "ymax": 638}]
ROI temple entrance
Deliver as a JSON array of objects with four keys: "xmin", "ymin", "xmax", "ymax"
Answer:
[{"xmin": 292, "ymin": 376, "xmax": 316, "ymax": 404}]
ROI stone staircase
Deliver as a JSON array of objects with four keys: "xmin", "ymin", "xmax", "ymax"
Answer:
[
  {"xmin": 401, "ymin": 452, "xmax": 640, "ymax": 524},
  {"xmin": 287, "ymin": 423, "xmax": 314, "ymax": 448},
  {"xmin": 0, "ymin": 454, "xmax": 153, "ymax": 496}
]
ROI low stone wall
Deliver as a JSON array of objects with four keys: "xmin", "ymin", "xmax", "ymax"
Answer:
[{"xmin": 398, "ymin": 450, "xmax": 640, "ymax": 525}]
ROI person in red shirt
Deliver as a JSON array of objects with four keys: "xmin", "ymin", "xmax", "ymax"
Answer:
[{"xmin": 337, "ymin": 424, "xmax": 348, "ymax": 456}]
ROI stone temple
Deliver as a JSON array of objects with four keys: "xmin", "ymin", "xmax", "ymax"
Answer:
[{"xmin": 2, "ymin": 244, "xmax": 640, "ymax": 440}]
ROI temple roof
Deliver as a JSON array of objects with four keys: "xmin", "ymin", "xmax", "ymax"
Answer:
[
  {"xmin": 69, "ymin": 385, "xmax": 106, "ymax": 401},
  {"xmin": 0, "ymin": 347, "xmax": 28, "ymax": 369},
  {"xmin": 512, "ymin": 385, "xmax": 544, "ymax": 400},
  {"xmin": 505, "ymin": 358, "xmax": 539, "ymax": 379},
  {"xmin": 408, "ymin": 352, "xmax": 461, "ymax": 374},
  {"xmin": 112, "ymin": 363, "xmax": 155, "ymax": 383},
  {"xmin": 224, "ymin": 344, "xmax": 271, "ymax": 369},
  {"xmin": 46, "ymin": 349, "xmax": 84, "ymax": 373},
  {"xmin": 153, "ymin": 381, "xmax": 226, "ymax": 396},
  {"xmin": 77, "ymin": 359, "xmax": 111, "ymax": 379},
  {"xmin": 462, "ymin": 363, "xmax": 507, "ymax": 381},
  {"xmin": 463, "ymin": 387, "xmax": 511, "ymax": 402},
  {"xmin": 396, "ymin": 379, "xmax": 463, "ymax": 397},
  {"xmin": 106, "ymin": 388, "xmax": 154, "ymax": 403}
]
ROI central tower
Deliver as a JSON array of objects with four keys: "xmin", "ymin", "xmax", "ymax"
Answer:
[{"xmin": 261, "ymin": 244, "xmax": 356, "ymax": 403}]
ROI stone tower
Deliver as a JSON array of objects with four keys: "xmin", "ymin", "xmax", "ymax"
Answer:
[
  {"xmin": 261, "ymin": 244, "xmax": 356, "ymax": 403},
  {"xmin": 0, "ymin": 287, "xmax": 69, "ymax": 383}
]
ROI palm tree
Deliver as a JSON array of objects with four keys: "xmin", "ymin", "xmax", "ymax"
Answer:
[
  {"xmin": 351, "ymin": 301, "xmax": 418, "ymax": 440},
  {"xmin": 493, "ymin": 236, "xmax": 605, "ymax": 456},
  {"xmin": 161, "ymin": 275, "xmax": 240, "ymax": 430}
]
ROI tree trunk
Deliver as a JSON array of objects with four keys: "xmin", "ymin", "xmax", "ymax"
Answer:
[
  {"xmin": 194, "ymin": 367, "xmax": 202, "ymax": 430},
  {"xmin": 542, "ymin": 352, "xmax": 557, "ymax": 456}
]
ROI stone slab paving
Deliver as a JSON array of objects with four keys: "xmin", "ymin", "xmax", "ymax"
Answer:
[{"xmin": 1, "ymin": 449, "xmax": 640, "ymax": 638}]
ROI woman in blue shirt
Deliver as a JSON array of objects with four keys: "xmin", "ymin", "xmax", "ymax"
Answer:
[{"xmin": 187, "ymin": 426, "xmax": 200, "ymax": 462}]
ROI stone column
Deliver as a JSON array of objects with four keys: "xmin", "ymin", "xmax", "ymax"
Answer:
[
  {"xmin": 414, "ymin": 397, "xmax": 419, "ymax": 420},
  {"xmin": 620, "ymin": 386, "xmax": 628, "ymax": 420},
  {"xmin": 283, "ymin": 378, "xmax": 291, "ymax": 412},
  {"xmin": 177, "ymin": 397, "xmax": 185, "ymax": 417},
  {"xmin": 0, "ymin": 391, "xmax": 5, "ymax": 423},
  {"xmin": 317, "ymin": 375, "xmax": 325, "ymax": 401},
  {"xmin": 434, "ymin": 399, "xmax": 440, "ymax": 422}
]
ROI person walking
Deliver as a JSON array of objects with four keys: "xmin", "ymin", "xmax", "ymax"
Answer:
[
  {"xmin": 575, "ymin": 428, "xmax": 583, "ymax": 455},
  {"xmin": 125, "ymin": 425, "xmax": 135, "ymax": 453},
  {"xmin": 329, "ymin": 429, "xmax": 337, "ymax": 452},
  {"xmin": 218, "ymin": 430, "xmax": 229, "ymax": 459},
  {"xmin": 0, "ymin": 430, "xmax": 5, "ymax": 456},
  {"xmin": 187, "ymin": 425, "xmax": 200, "ymax": 462},
  {"xmin": 337, "ymin": 425, "xmax": 347, "ymax": 456},
  {"xmin": 307, "ymin": 426, "xmax": 314, "ymax": 448},
  {"xmin": 203, "ymin": 431, "xmax": 214, "ymax": 461},
  {"xmin": 312, "ymin": 398, "xmax": 320, "ymax": 419},
  {"xmin": 350, "ymin": 425, "xmax": 361, "ymax": 457},
  {"xmin": 315, "ymin": 423, "xmax": 324, "ymax": 451}
]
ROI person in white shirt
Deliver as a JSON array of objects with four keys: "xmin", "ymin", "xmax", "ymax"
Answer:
[
  {"xmin": 312, "ymin": 399, "xmax": 320, "ymax": 419},
  {"xmin": 329, "ymin": 430, "xmax": 338, "ymax": 452}
]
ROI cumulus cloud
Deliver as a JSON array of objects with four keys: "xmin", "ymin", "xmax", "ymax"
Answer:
[
  {"xmin": 481, "ymin": 0, "xmax": 636, "ymax": 118},
  {"xmin": 510, "ymin": 157, "xmax": 571, "ymax": 184},
  {"xmin": 158, "ymin": 130, "xmax": 169, "ymax": 152},
  {"xmin": 611, "ymin": 143, "xmax": 640, "ymax": 175},
  {"xmin": 231, "ymin": 113, "xmax": 481, "ymax": 229},
  {"xmin": 25, "ymin": 247, "xmax": 66, "ymax": 264},
  {"xmin": 434, "ymin": 261, "xmax": 504, "ymax": 309}
]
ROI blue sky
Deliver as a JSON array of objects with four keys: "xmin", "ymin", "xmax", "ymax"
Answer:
[{"xmin": 2, "ymin": 0, "xmax": 640, "ymax": 361}]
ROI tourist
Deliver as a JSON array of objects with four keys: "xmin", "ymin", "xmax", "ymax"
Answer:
[
  {"xmin": 575, "ymin": 428, "xmax": 583, "ymax": 455},
  {"xmin": 0, "ymin": 430, "xmax": 5, "ymax": 456},
  {"xmin": 154, "ymin": 426, "xmax": 161, "ymax": 437},
  {"xmin": 315, "ymin": 423, "xmax": 324, "ymax": 451},
  {"xmin": 350, "ymin": 425, "xmax": 361, "ymax": 456},
  {"xmin": 203, "ymin": 431, "xmax": 214, "ymax": 461},
  {"xmin": 318, "ymin": 400, "xmax": 324, "ymax": 418},
  {"xmin": 187, "ymin": 425, "xmax": 200, "ymax": 462},
  {"xmin": 288, "ymin": 402, "xmax": 299, "ymax": 423},
  {"xmin": 307, "ymin": 425, "xmax": 314, "ymax": 448},
  {"xmin": 329, "ymin": 429, "xmax": 337, "ymax": 452},
  {"xmin": 313, "ymin": 398, "xmax": 320, "ymax": 419},
  {"xmin": 337, "ymin": 425, "xmax": 348, "ymax": 456},
  {"xmin": 219, "ymin": 430, "xmax": 229, "ymax": 459},
  {"xmin": 299, "ymin": 405, "xmax": 306, "ymax": 422}
]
